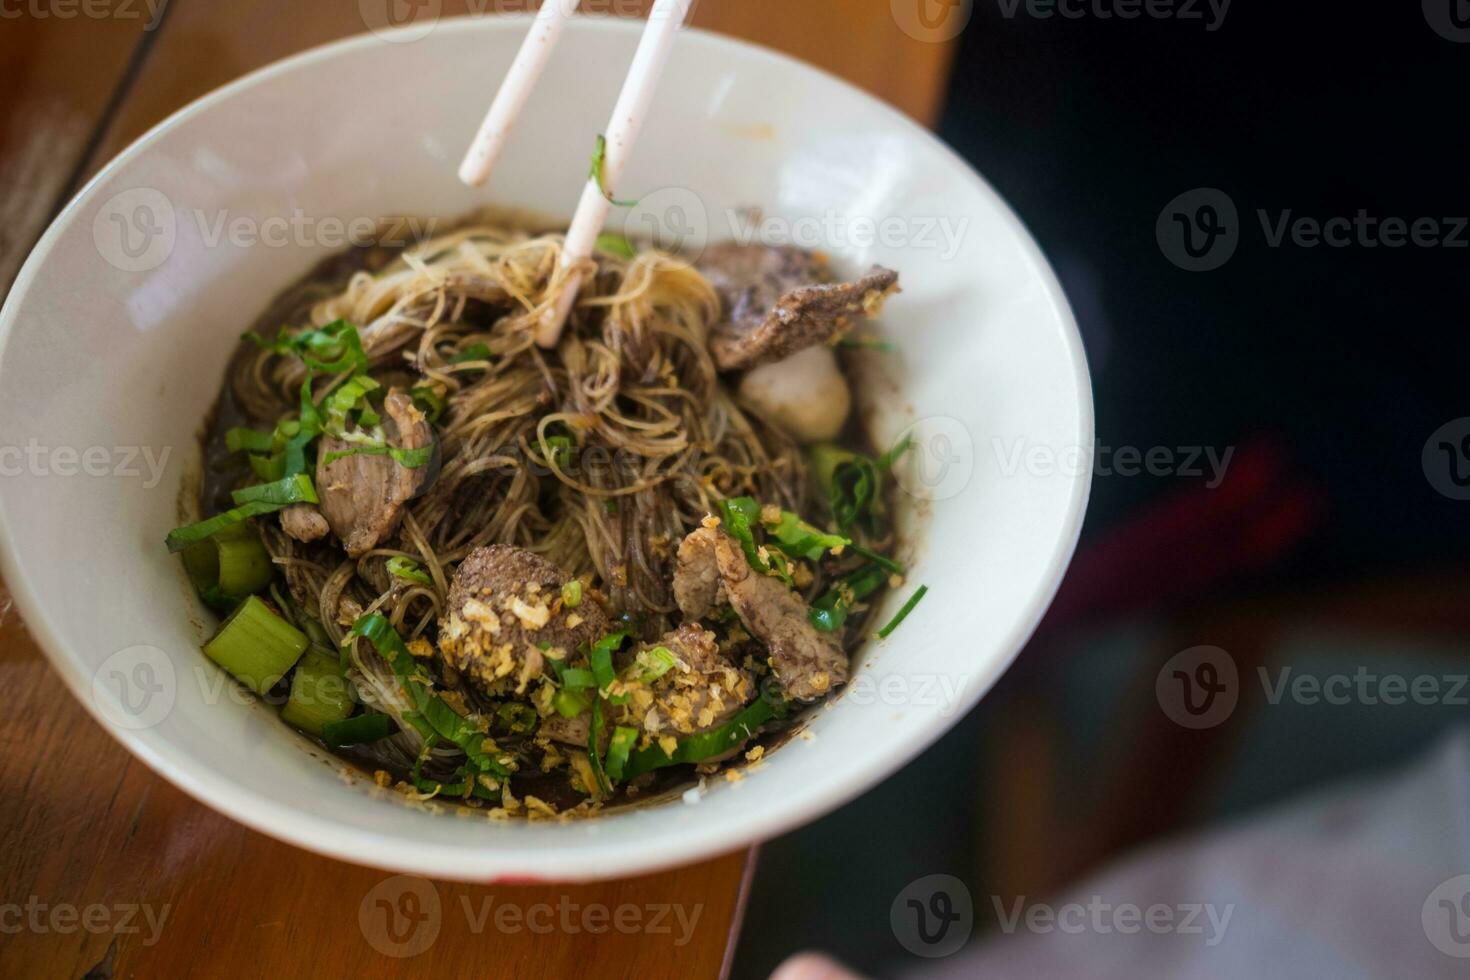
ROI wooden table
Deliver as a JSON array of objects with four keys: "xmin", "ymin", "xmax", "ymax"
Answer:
[{"xmin": 0, "ymin": 4, "xmax": 955, "ymax": 977}]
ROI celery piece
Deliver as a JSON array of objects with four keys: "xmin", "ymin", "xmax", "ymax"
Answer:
[{"xmin": 202, "ymin": 595, "xmax": 308, "ymax": 694}]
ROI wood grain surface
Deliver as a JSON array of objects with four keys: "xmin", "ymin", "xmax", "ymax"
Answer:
[{"xmin": 0, "ymin": 3, "xmax": 954, "ymax": 977}]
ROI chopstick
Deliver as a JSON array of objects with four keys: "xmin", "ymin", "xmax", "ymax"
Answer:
[
  {"xmin": 458, "ymin": 0, "xmax": 576, "ymax": 188},
  {"xmin": 534, "ymin": 0, "xmax": 694, "ymax": 348}
]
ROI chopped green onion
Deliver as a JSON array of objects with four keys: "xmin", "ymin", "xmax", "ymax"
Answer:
[
  {"xmin": 595, "ymin": 233, "xmax": 637, "ymax": 258},
  {"xmin": 542, "ymin": 433, "xmax": 574, "ymax": 470},
  {"xmin": 769, "ymin": 510, "xmax": 849, "ymax": 562},
  {"xmin": 214, "ymin": 530, "xmax": 274, "ymax": 597},
  {"xmin": 589, "ymin": 631, "xmax": 628, "ymax": 701},
  {"xmin": 604, "ymin": 726, "xmax": 638, "ymax": 781},
  {"xmin": 321, "ymin": 373, "xmax": 381, "ymax": 436},
  {"xmin": 878, "ymin": 433, "xmax": 915, "ymax": 471},
  {"xmin": 632, "ymin": 645, "xmax": 678, "ymax": 684},
  {"xmin": 281, "ymin": 650, "xmax": 355, "ymax": 736},
  {"xmin": 410, "ymin": 384, "xmax": 446, "ymax": 423},
  {"xmin": 560, "ymin": 668, "xmax": 597, "ymax": 691},
  {"xmin": 623, "ymin": 694, "xmax": 782, "ymax": 779},
  {"xmin": 245, "ymin": 319, "xmax": 368, "ymax": 375},
  {"xmin": 202, "ymin": 595, "xmax": 309, "ymax": 694},
  {"xmin": 449, "ymin": 342, "xmax": 492, "ymax": 365},
  {"xmin": 323, "ymin": 712, "xmax": 397, "ymax": 748},
  {"xmin": 321, "ymin": 442, "xmax": 433, "ymax": 469},
  {"xmin": 180, "ymin": 520, "xmax": 252, "ymax": 591},
  {"xmin": 809, "ymin": 445, "xmax": 879, "ymax": 534},
  {"xmin": 553, "ymin": 688, "xmax": 591, "ymax": 718},
  {"xmin": 248, "ymin": 453, "xmax": 286, "ymax": 482},
  {"xmin": 225, "ymin": 427, "xmax": 276, "ymax": 453},
  {"xmin": 496, "ymin": 702, "xmax": 538, "ymax": 734},
  {"xmin": 166, "ymin": 501, "xmax": 279, "ymax": 553},
  {"xmin": 876, "ymin": 585, "xmax": 928, "ymax": 639},
  {"xmin": 587, "ymin": 697, "xmax": 613, "ymax": 797},
  {"xmin": 561, "ymin": 579, "xmax": 583, "ymax": 608},
  {"xmin": 230, "ymin": 473, "xmax": 318, "ymax": 508},
  {"xmin": 809, "ymin": 563, "xmax": 889, "ymax": 633},
  {"xmin": 849, "ymin": 543, "xmax": 904, "ymax": 576},
  {"xmin": 342, "ymin": 612, "xmax": 511, "ymax": 778},
  {"xmin": 717, "ymin": 497, "xmax": 773, "ymax": 576},
  {"xmin": 588, "ymin": 134, "xmax": 639, "ymax": 207},
  {"xmin": 386, "ymin": 556, "xmax": 433, "ymax": 587}
]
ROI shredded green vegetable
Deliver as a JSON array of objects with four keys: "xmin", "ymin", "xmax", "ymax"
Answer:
[
  {"xmin": 386, "ymin": 556, "xmax": 433, "ymax": 587},
  {"xmin": 342, "ymin": 612, "xmax": 511, "ymax": 779},
  {"xmin": 604, "ymin": 726, "xmax": 638, "ymax": 781},
  {"xmin": 588, "ymin": 134, "xmax": 639, "ymax": 207},
  {"xmin": 595, "ymin": 232, "xmax": 637, "ymax": 258},
  {"xmin": 323, "ymin": 712, "xmax": 397, "ymax": 748},
  {"xmin": 587, "ymin": 697, "xmax": 613, "ymax": 797},
  {"xmin": 623, "ymin": 693, "xmax": 785, "ymax": 779},
  {"xmin": 877, "ymin": 585, "xmax": 928, "ymax": 638},
  {"xmin": 450, "ymin": 342, "xmax": 492, "ymax": 365}
]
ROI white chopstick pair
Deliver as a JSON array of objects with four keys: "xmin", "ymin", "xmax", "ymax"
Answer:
[{"xmin": 457, "ymin": 0, "xmax": 695, "ymax": 349}]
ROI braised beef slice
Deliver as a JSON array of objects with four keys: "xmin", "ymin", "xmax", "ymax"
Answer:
[
  {"xmin": 279, "ymin": 503, "xmax": 330, "ymax": 544},
  {"xmin": 696, "ymin": 243, "xmax": 899, "ymax": 372},
  {"xmin": 316, "ymin": 388, "xmax": 434, "ymax": 558},
  {"xmin": 674, "ymin": 526, "xmax": 848, "ymax": 701}
]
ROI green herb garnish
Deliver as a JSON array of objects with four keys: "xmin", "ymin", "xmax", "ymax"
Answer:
[
  {"xmin": 386, "ymin": 556, "xmax": 433, "ymax": 587},
  {"xmin": 595, "ymin": 233, "xmax": 637, "ymax": 258},
  {"xmin": 877, "ymin": 585, "xmax": 928, "ymax": 639},
  {"xmin": 588, "ymin": 134, "xmax": 639, "ymax": 207}
]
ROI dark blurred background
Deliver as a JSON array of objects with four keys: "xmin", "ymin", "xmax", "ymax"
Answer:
[{"xmin": 735, "ymin": 3, "xmax": 1470, "ymax": 976}]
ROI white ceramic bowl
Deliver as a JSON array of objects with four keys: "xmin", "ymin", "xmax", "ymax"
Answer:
[{"xmin": 0, "ymin": 16, "xmax": 1091, "ymax": 881}]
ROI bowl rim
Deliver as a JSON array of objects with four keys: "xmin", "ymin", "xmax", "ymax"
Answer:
[{"xmin": 0, "ymin": 13, "xmax": 1094, "ymax": 881}]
